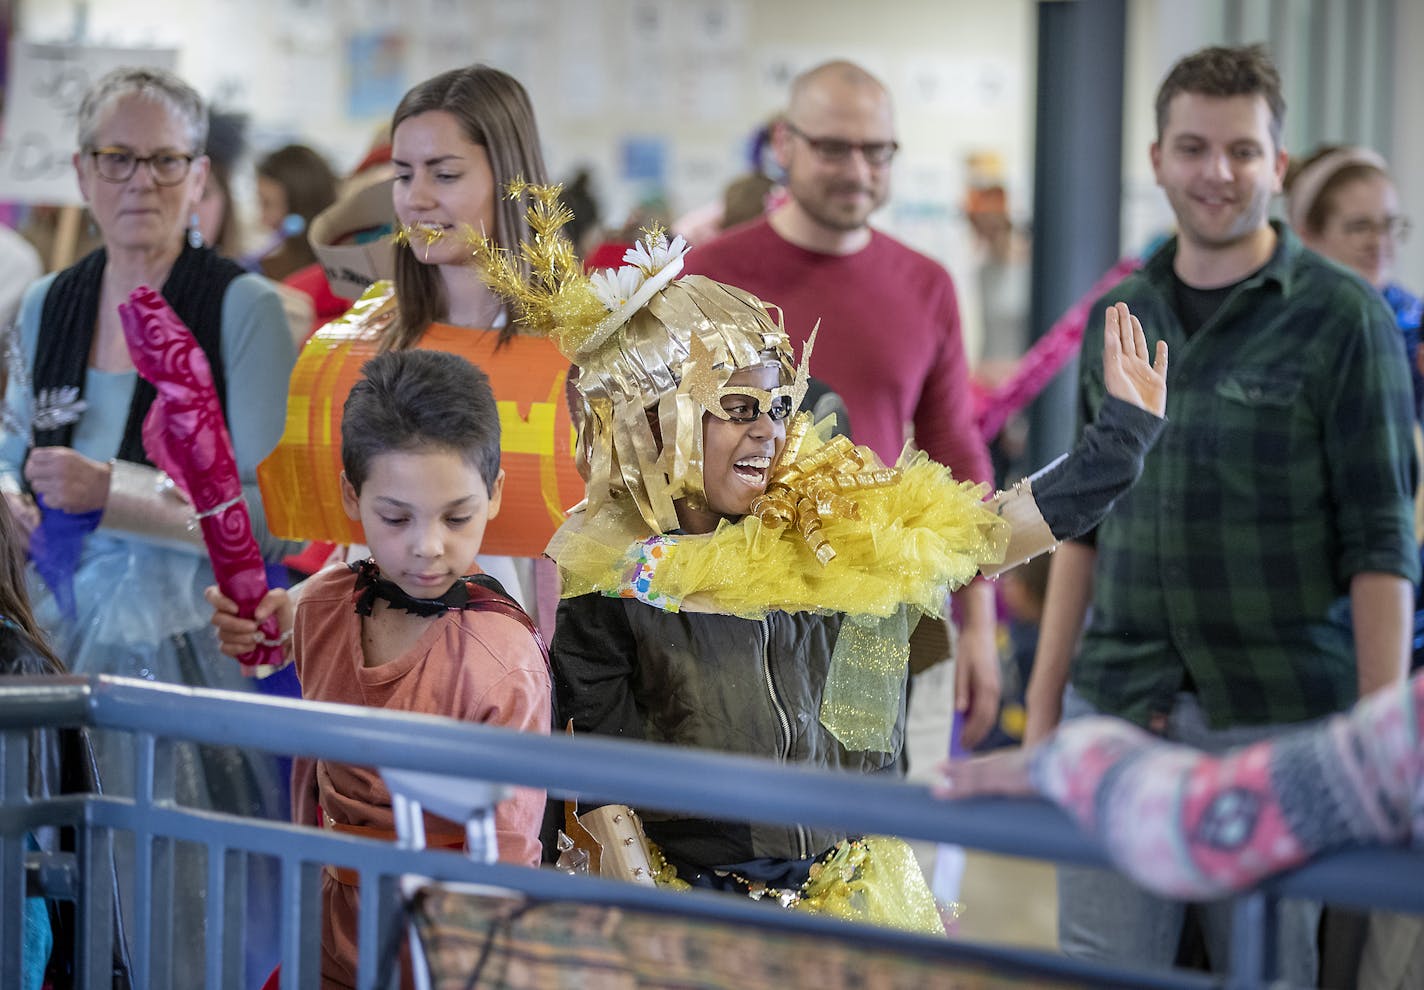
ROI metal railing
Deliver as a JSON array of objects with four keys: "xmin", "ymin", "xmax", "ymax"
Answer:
[{"xmin": 1, "ymin": 675, "xmax": 1420, "ymax": 989}]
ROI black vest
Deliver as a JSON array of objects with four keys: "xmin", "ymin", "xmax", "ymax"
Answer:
[{"xmin": 31, "ymin": 244, "xmax": 241, "ymax": 466}]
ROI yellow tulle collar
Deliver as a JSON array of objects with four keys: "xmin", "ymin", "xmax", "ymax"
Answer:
[{"xmin": 548, "ymin": 438, "xmax": 1008, "ymax": 621}]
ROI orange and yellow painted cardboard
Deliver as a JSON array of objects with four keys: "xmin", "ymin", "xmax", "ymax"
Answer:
[{"xmin": 257, "ymin": 283, "xmax": 582, "ymax": 556}]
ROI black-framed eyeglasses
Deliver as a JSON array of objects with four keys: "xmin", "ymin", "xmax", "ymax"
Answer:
[
  {"xmin": 87, "ymin": 146, "xmax": 198, "ymax": 186},
  {"xmin": 1339, "ymin": 215, "xmax": 1412, "ymax": 243},
  {"xmin": 783, "ymin": 122, "xmax": 899, "ymax": 166}
]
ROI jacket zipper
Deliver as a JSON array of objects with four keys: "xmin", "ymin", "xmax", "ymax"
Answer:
[{"xmin": 760, "ymin": 623, "xmax": 808, "ymax": 859}]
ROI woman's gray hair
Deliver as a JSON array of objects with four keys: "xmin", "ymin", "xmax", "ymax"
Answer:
[{"xmin": 76, "ymin": 66, "xmax": 208, "ymax": 152}]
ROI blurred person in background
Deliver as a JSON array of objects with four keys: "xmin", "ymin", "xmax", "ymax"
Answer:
[
  {"xmin": 254, "ymin": 142, "xmax": 339, "ymax": 281},
  {"xmin": 286, "ymin": 136, "xmax": 395, "ymax": 339},
  {"xmin": 557, "ymin": 167, "xmax": 601, "ymax": 261},
  {"xmin": 0, "ymin": 223, "xmax": 42, "ymax": 333},
  {"xmin": 193, "ymin": 108, "xmax": 249, "ymax": 259},
  {"xmin": 1286, "ymin": 145, "xmax": 1421, "ymax": 417},
  {"xmin": 1287, "ymin": 142, "xmax": 1424, "ymax": 990}
]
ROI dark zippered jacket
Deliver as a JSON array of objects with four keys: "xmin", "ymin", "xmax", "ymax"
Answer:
[{"xmin": 551, "ymin": 596, "xmax": 896, "ymax": 867}]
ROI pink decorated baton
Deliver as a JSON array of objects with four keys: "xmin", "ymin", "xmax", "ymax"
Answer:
[{"xmin": 118, "ymin": 286, "xmax": 283, "ymax": 670}]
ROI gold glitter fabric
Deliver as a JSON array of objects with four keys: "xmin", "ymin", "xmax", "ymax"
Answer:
[
  {"xmin": 548, "ymin": 417, "xmax": 1008, "ymax": 750},
  {"xmin": 644, "ymin": 835, "xmax": 945, "ymax": 935},
  {"xmin": 577, "ymin": 275, "xmax": 804, "ymax": 534},
  {"xmin": 821, "ymin": 608, "xmax": 913, "ymax": 752},
  {"xmin": 798, "ymin": 836, "xmax": 945, "ymax": 935}
]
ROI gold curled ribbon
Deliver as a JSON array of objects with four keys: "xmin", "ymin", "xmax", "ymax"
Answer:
[{"xmin": 751, "ymin": 416, "xmax": 900, "ymax": 565}]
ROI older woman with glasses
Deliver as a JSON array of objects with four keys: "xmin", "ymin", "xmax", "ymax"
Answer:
[{"xmin": 0, "ymin": 66, "xmax": 294, "ymax": 981}]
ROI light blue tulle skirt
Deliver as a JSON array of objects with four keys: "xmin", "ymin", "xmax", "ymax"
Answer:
[{"xmin": 31, "ymin": 531, "xmax": 286, "ymax": 986}]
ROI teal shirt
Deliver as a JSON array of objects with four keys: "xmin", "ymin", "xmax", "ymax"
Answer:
[
  {"xmin": 1072, "ymin": 223, "xmax": 1419, "ymax": 729},
  {"xmin": 1, "ymin": 271, "xmax": 298, "ymax": 560}
]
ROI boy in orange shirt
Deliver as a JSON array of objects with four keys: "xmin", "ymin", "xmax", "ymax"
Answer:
[{"xmin": 212, "ymin": 349, "xmax": 549, "ymax": 988}]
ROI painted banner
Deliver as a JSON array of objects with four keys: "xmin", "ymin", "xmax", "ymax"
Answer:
[
  {"xmin": 0, "ymin": 42, "xmax": 177, "ymax": 205},
  {"xmin": 258, "ymin": 282, "xmax": 583, "ymax": 556}
]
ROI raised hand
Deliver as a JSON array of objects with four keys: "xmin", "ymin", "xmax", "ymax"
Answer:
[{"xmin": 1102, "ymin": 302, "xmax": 1168, "ymax": 418}]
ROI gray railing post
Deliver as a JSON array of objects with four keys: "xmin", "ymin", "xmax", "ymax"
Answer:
[
  {"xmin": 1226, "ymin": 889, "xmax": 1279, "ymax": 989},
  {"xmin": 0, "ymin": 729, "xmax": 28, "ymax": 986},
  {"xmin": 279, "ymin": 857, "xmax": 322, "ymax": 990},
  {"xmin": 76, "ymin": 811, "xmax": 115, "ymax": 990}
]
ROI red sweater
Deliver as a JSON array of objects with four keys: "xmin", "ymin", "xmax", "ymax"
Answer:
[{"xmin": 685, "ymin": 218, "xmax": 991, "ymax": 484}]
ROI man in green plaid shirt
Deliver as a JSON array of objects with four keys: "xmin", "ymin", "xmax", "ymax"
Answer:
[{"xmin": 1023, "ymin": 44, "xmax": 1418, "ymax": 983}]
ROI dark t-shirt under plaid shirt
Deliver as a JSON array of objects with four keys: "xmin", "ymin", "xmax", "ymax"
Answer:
[{"xmin": 1072, "ymin": 222, "xmax": 1420, "ymax": 730}]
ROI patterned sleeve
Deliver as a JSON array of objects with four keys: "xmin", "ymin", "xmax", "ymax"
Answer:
[{"xmin": 1031, "ymin": 674, "xmax": 1423, "ymax": 899}]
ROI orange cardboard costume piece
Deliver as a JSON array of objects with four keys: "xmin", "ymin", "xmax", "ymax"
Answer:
[{"xmin": 257, "ymin": 282, "xmax": 582, "ymax": 556}]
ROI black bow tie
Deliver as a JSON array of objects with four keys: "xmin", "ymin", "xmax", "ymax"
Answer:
[{"xmin": 350, "ymin": 558, "xmax": 477, "ymax": 617}]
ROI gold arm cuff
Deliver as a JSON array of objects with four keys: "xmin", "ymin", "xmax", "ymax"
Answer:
[
  {"xmin": 100, "ymin": 460, "xmax": 204, "ymax": 550},
  {"xmin": 575, "ymin": 804, "xmax": 656, "ymax": 886},
  {"xmin": 979, "ymin": 479, "xmax": 1058, "ymax": 581}
]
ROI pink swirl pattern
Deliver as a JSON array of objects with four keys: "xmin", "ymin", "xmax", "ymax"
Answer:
[{"xmin": 117, "ymin": 286, "xmax": 282, "ymax": 669}]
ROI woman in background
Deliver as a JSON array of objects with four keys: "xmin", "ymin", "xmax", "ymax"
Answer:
[
  {"xmin": 1286, "ymin": 145, "xmax": 1420, "ymax": 415},
  {"xmin": 255, "ymin": 142, "xmax": 338, "ymax": 281}
]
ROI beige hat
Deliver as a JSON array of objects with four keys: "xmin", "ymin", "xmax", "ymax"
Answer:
[{"xmin": 308, "ymin": 164, "xmax": 397, "ymax": 299}]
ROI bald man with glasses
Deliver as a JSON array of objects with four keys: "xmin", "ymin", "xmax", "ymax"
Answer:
[{"xmin": 686, "ymin": 60, "xmax": 1001, "ymax": 751}]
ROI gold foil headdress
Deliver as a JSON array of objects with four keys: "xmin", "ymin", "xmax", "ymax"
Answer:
[{"xmin": 451, "ymin": 182, "xmax": 811, "ymax": 536}]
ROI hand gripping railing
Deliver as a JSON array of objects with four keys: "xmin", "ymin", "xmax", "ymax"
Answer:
[{"xmin": 1, "ymin": 674, "xmax": 1421, "ymax": 990}]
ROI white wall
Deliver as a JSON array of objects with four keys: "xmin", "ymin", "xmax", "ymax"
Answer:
[
  {"xmin": 16, "ymin": 1, "xmax": 1417, "ymax": 332},
  {"xmin": 1393, "ymin": 0, "xmax": 1423, "ymax": 283},
  {"xmin": 10, "ymin": 0, "xmax": 1038, "ymax": 355}
]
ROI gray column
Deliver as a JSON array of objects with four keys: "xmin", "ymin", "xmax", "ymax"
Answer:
[{"xmin": 1027, "ymin": 0, "xmax": 1128, "ymax": 465}]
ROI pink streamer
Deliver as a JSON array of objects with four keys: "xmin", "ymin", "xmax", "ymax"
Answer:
[
  {"xmin": 974, "ymin": 257, "xmax": 1142, "ymax": 441},
  {"xmin": 117, "ymin": 286, "xmax": 282, "ymax": 670}
]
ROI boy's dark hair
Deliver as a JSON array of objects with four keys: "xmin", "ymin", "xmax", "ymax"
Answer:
[
  {"xmin": 341, "ymin": 350, "xmax": 501, "ymax": 494},
  {"xmin": 1155, "ymin": 44, "xmax": 1285, "ymax": 149}
]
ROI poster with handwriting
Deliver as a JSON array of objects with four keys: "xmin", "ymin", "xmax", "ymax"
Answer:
[{"xmin": 0, "ymin": 42, "xmax": 176, "ymax": 206}]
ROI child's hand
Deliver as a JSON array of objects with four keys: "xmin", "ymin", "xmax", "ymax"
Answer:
[
  {"xmin": 205, "ymin": 585, "xmax": 294, "ymax": 659},
  {"xmin": 931, "ymin": 748, "xmax": 1035, "ymax": 800},
  {"xmin": 1102, "ymin": 302, "xmax": 1168, "ymax": 418}
]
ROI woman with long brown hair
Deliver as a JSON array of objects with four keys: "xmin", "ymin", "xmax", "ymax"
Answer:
[
  {"xmin": 381, "ymin": 64, "xmax": 549, "ymax": 350},
  {"xmin": 259, "ymin": 65, "xmax": 554, "ymax": 613}
]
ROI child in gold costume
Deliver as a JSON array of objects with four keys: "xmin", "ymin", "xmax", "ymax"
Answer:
[{"xmin": 466, "ymin": 185, "xmax": 1169, "ymax": 934}]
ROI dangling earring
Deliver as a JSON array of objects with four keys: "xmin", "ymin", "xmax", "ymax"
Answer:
[{"xmin": 187, "ymin": 211, "xmax": 204, "ymax": 249}]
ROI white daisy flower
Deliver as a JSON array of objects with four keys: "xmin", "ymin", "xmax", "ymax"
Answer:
[
  {"xmin": 623, "ymin": 233, "xmax": 689, "ymax": 275},
  {"xmin": 589, "ymin": 265, "xmax": 647, "ymax": 313}
]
